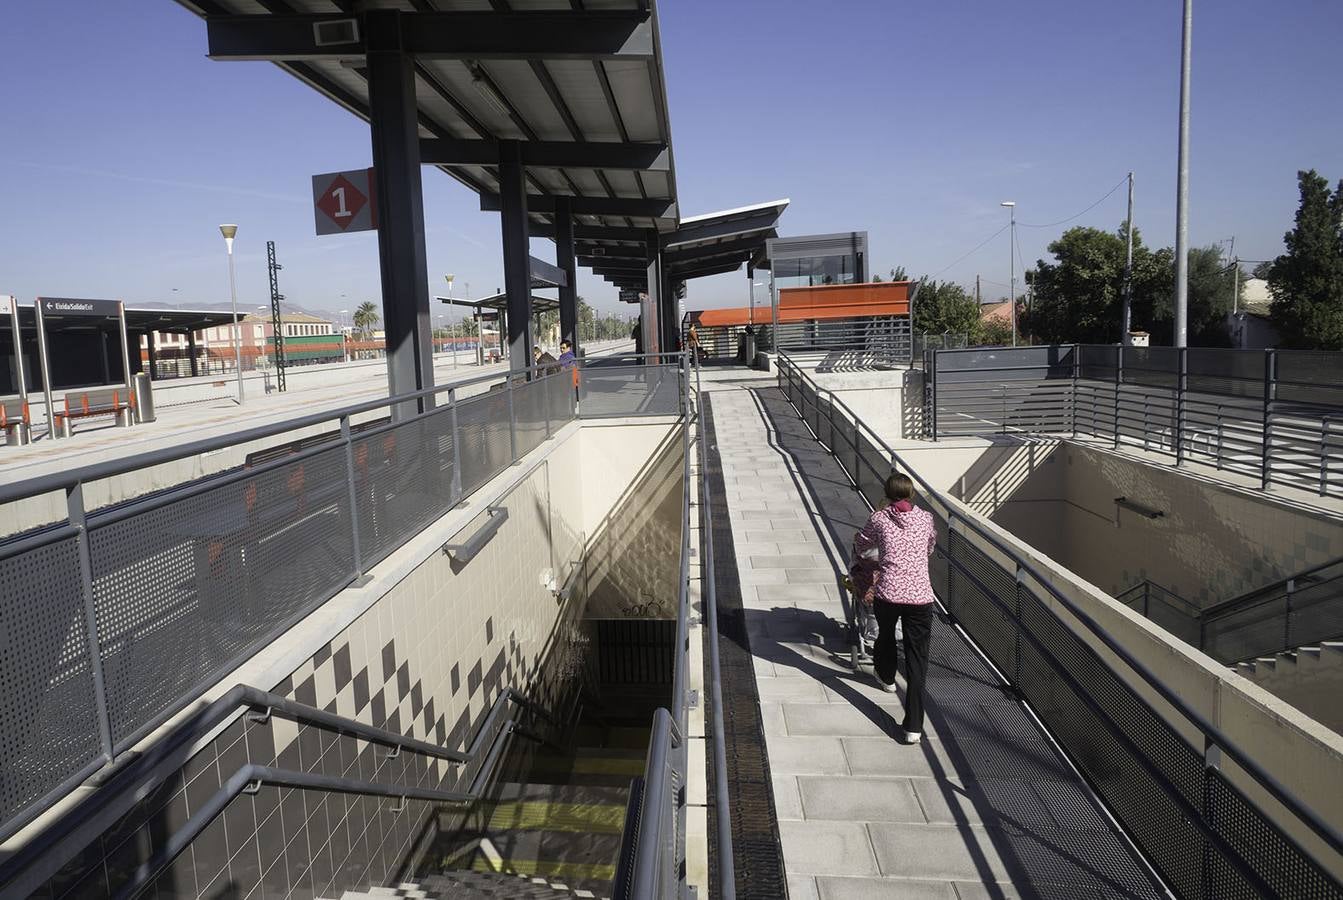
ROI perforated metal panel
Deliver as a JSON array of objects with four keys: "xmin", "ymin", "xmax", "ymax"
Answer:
[
  {"xmin": 0, "ymin": 535, "xmax": 103, "ymax": 828},
  {"xmin": 88, "ymin": 445, "xmax": 355, "ymax": 747},
  {"xmin": 455, "ymin": 390, "xmax": 513, "ymax": 496},
  {"xmin": 1206, "ymin": 768, "xmax": 1342, "ymax": 900},
  {"xmin": 512, "ymin": 377, "xmax": 549, "ymax": 458},
  {"xmin": 579, "ymin": 366, "xmax": 682, "ymax": 418},
  {"xmin": 353, "ymin": 405, "xmax": 457, "ymax": 568}
]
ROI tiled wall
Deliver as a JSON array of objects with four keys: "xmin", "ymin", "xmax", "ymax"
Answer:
[
  {"xmin": 983, "ymin": 441, "xmax": 1343, "ymax": 606},
  {"xmin": 35, "ymin": 435, "xmax": 594, "ymax": 899}
]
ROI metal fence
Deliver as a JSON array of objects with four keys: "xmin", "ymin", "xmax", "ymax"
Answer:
[
  {"xmin": 926, "ymin": 345, "xmax": 1343, "ymax": 498},
  {"xmin": 688, "ymin": 317, "xmax": 912, "ymax": 365},
  {"xmin": 1118, "ymin": 555, "xmax": 1343, "ymax": 664},
  {"xmin": 779, "ymin": 352, "xmax": 1343, "ymax": 900},
  {"xmin": 0, "ymin": 359, "xmax": 684, "ymax": 844}
]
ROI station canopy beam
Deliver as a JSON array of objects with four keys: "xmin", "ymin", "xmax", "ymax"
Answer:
[
  {"xmin": 481, "ymin": 195, "xmax": 676, "ymax": 219},
  {"xmin": 205, "ymin": 11, "xmax": 654, "ymax": 62},
  {"xmin": 420, "ymin": 140, "xmax": 669, "ymax": 171}
]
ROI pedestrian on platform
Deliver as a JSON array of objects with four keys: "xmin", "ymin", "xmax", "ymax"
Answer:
[
  {"xmin": 850, "ymin": 472, "xmax": 936, "ymax": 745},
  {"xmin": 557, "ymin": 340, "xmax": 577, "ymax": 368}
]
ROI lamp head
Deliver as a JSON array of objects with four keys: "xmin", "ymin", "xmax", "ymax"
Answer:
[
  {"xmin": 219, "ymin": 223, "xmax": 238, "ymax": 252},
  {"xmin": 1000, "ymin": 201, "xmax": 1015, "ymax": 208}
]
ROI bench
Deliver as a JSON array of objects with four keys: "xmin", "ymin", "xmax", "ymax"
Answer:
[
  {"xmin": 1, "ymin": 397, "xmax": 32, "ymax": 446},
  {"xmin": 54, "ymin": 388, "xmax": 135, "ymax": 437}
]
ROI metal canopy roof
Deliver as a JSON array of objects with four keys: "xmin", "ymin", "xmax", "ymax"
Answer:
[
  {"xmin": 4, "ymin": 305, "xmax": 238, "ymax": 334},
  {"xmin": 439, "ymin": 292, "xmax": 558, "ymax": 314},
  {"xmin": 174, "ymin": 0, "xmax": 680, "ymax": 235},
  {"xmin": 595, "ymin": 198, "xmax": 789, "ymax": 295}
]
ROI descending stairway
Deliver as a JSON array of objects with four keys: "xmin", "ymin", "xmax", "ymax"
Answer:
[
  {"xmin": 1235, "ymin": 641, "xmax": 1343, "ymax": 734},
  {"xmin": 395, "ymin": 714, "xmax": 650, "ymax": 900}
]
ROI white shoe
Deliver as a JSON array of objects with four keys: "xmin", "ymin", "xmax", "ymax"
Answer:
[
  {"xmin": 873, "ymin": 672, "xmax": 897, "ymax": 693},
  {"xmin": 898, "ymin": 729, "xmax": 922, "ymax": 745}
]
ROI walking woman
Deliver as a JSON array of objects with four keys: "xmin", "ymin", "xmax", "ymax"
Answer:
[{"xmin": 851, "ymin": 472, "xmax": 937, "ymax": 745}]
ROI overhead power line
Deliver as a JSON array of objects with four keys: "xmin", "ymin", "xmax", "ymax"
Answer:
[
  {"xmin": 931, "ymin": 223, "xmax": 1010, "ymax": 279},
  {"xmin": 1018, "ymin": 175, "xmax": 1131, "ymax": 229}
]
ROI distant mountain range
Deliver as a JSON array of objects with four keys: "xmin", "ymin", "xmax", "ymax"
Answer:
[{"xmin": 129, "ymin": 299, "xmax": 339, "ymax": 320}]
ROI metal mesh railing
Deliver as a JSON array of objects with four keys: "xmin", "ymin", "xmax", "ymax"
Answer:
[
  {"xmin": 928, "ymin": 345, "xmax": 1343, "ymax": 498},
  {"xmin": 0, "ymin": 359, "xmax": 684, "ymax": 843},
  {"xmin": 779, "ymin": 353, "xmax": 1343, "ymax": 900}
]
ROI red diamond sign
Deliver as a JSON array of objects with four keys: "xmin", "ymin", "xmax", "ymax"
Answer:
[{"xmin": 312, "ymin": 168, "xmax": 377, "ymax": 235}]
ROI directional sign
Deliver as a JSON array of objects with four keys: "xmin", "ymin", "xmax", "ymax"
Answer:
[
  {"xmin": 0, "ymin": 296, "xmax": 12, "ymax": 315},
  {"xmin": 618, "ymin": 289, "xmax": 641, "ymax": 303},
  {"xmin": 312, "ymin": 168, "xmax": 378, "ymax": 236},
  {"xmin": 38, "ymin": 297, "xmax": 121, "ymax": 318}
]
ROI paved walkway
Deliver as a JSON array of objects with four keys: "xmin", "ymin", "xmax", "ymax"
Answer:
[{"xmin": 701, "ymin": 367, "xmax": 1168, "ymax": 900}]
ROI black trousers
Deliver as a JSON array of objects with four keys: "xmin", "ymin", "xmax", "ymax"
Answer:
[{"xmin": 872, "ymin": 602, "xmax": 933, "ymax": 734}]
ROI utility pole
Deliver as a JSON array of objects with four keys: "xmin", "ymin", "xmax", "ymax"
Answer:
[
  {"xmin": 975, "ymin": 274, "xmax": 981, "ymax": 305},
  {"xmin": 1174, "ymin": 0, "xmax": 1193, "ymax": 348},
  {"xmin": 1232, "ymin": 255, "xmax": 1240, "ymax": 316},
  {"xmin": 1001, "ymin": 202, "xmax": 1017, "ymax": 346},
  {"xmin": 1122, "ymin": 173, "xmax": 1135, "ymax": 345}
]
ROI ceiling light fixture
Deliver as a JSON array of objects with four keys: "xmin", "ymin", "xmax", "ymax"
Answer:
[{"xmin": 470, "ymin": 65, "xmax": 511, "ymax": 118}]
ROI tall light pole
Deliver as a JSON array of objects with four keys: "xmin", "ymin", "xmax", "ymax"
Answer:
[
  {"xmin": 1174, "ymin": 0, "xmax": 1193, "ymax": 347},
  {"xmin": 444, "ymin": 274, "xmax": 458, "ymax": 367},
  {"xmin": 1001, "ymin": 202, "xmax": 1017, "ymax": 346},
  {"xmin": 219, "ymin": 224, "xmax": 244, "ymax": 403}
]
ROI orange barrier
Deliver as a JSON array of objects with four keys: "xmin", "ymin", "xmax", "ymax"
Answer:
[{"xmin": 690, "ymin": 281, "xmax": 911, "ymax": 328}]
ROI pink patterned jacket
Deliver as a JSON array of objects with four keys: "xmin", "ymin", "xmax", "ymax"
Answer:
[{"xmin": 851, "ymin": 504, "xmax": 937, "ymax": 605}]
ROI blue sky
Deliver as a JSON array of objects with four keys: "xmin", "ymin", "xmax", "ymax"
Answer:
[{"xmin": 1, "ymin": 1, "xmax": 1341, "ymax": 320}]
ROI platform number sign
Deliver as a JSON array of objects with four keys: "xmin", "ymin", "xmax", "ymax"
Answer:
[{"xmin": 312, "ymin": 168, "xmax": 378, "ymax": 235}]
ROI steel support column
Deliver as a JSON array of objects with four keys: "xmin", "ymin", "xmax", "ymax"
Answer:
[
  {"xmin": 146, "ymin": 330, "xmax": 158, "ymax": 380},
  {"xmin": 555, "ymin": 196, "xmax": 579, "ymax": 354},
  {"xmin": 660, "ymin": 270, "xmax": 679, "ymax": 354},
  {"xmin": 187, "ymin": 331, "xmax": 199, "ymax": 378},
  {"xmin": 643, "ymin": 237, "xmax": 662, "ymax": 359},
  {"xmin": 366, "ymin": 10, "xmax": 434, "ymax": 413},
  {"xmin": 499, "ymin": 140, "xmax": 532, "ymax": 371}
]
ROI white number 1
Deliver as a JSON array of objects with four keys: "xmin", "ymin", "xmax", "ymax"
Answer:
[{"xmin": 331, "ymin": 187, "xmax": 352, "ymax": 218}]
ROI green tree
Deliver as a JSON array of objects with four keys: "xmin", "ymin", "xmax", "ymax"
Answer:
[
  {"xmin": 353, "ymin": 301, "xmax": 380, "ymax": 338},
  {"xmin": 1268, "ymin": 170, "xmax": 1343, "ymax": 349},
  {"xmin": 912, "ymin": 280, "xmax": 982, "ymax": 336},
  {"xmin": 890, "ymin": 266, "xmax": 908, "ymax": 282},
  {"xmin": 1021, "ymin": 225, "xmax": 1172, "ymax": 344},
  {"xmin": 1180, "ymin": 246, "xmax": 1237, "ymax": 346}
]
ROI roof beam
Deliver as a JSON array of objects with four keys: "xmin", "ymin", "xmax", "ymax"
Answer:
[
  {"xmin": 419, "ymin": 139, "xmax": 669, "ymax": 171},
  {"xmin": 481, "ymin": 194, "xmax": 675, "ymax": 218},
  {"xmin": 665, "ymin": 235, "xmax": 771, "ymax": 263},
  {"xmin": 206, "ymin": 11, "xmax": 653, "ymax": 62},
  {"xmin": 531, "ymin": 224, "xmax": 649, "ymax": 242}
]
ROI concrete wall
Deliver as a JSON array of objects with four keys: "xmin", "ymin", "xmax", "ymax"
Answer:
[
  {"xmin": 977, "ymin": 441, "xmax": 1343, "ymax": 605},
  {"xmin": 14, "ymin": 413, "xmax": 678, "ymax": 899}
]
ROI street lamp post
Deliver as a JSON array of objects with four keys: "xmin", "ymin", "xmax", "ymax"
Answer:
[
  {"xmin": 1174, "ymin": 0, "xmax": 1193, "ymax": 348},
  {"xmin": 444, "ymin": 274, "xmax": 457, "ymax": 367},
  {"xmin": 219, "ymin": 224, "xmax": 244, "ymax": 403},
  {"xmin": 1000, "ymin": 202, "xmax": 1017, "ymax": 347}
]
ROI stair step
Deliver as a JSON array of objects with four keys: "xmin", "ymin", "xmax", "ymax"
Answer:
[
  {"xmin": 493, "ymin": 781, "xmax": 631, "ymax": 806},
  {"xmin": 484, "ymin": 800, "xmax": 627, "ymax": 834}
]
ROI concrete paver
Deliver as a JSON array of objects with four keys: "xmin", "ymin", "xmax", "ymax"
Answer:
[{"xmin": 700, "ymin": 365, "xmax": 1168, "ymax": 900}]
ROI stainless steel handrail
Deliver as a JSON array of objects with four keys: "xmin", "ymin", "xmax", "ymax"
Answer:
[{"xmin": 777, "ymin": 352, "xmax": 1343, "ymax": 862}]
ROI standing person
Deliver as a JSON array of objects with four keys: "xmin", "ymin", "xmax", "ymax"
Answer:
[
  {"xmin": 850, "ymin": 472, "xmax": 937, "ymax": 745},
  {"xmin": 557, "ymin": 340, "xmax": 577, "ymax": 368},
  {"xmin": 632, "ymin": 317, "xmax": 643, "ymax": 356},
  {"xmin": 687, "ymin": 323, "xmax": 701, "ymax": 361}
]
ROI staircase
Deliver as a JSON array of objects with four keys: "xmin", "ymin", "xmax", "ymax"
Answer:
[
  {"xmin": 389, "ymin": 713, "xmax": 650, "ymax": 900},
  {"xmin": 1235, "ymin": 641, "xmax": 1343, "ymax": 734}
]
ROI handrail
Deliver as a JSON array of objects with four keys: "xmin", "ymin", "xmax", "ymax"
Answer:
[
  {"xmin": 1201, "ymin": 554, "xmax": 1343, "ymax": 622},
  {"xmin": 0, "ymin": 684, "xmax": 541, "ymax": 898},
  {"xmin": 776, "ymin": 352, "xmax": 1343, "ymax": 862},
  {"xmin": 0, "ymin": 360, "xmax": 582, "ymax": 506}
]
